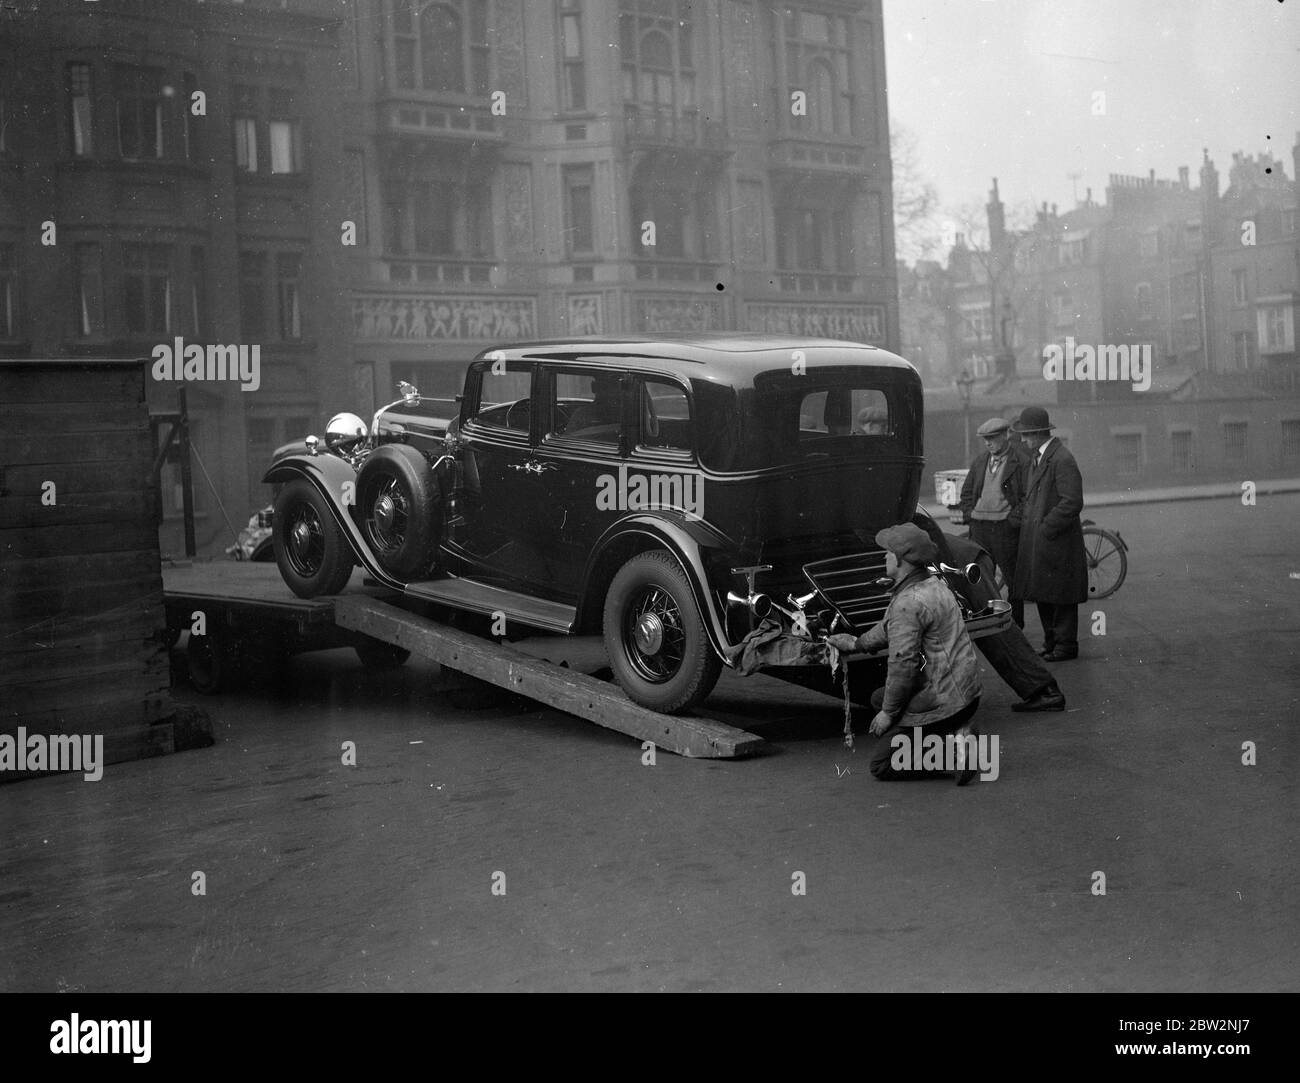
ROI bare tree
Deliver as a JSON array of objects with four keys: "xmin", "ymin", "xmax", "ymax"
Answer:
[{"xmin": 890, "ymin": 124, "xmax": 942, "ymax": 264}]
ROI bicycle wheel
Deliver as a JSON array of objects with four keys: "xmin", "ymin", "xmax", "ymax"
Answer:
[{"xmin": 1083, "ymin": 525, "xmax": 1127, "ymax": 599}]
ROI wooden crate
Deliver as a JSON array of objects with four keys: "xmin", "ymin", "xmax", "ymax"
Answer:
[{"xmin": 0, "ymin": 359, "xmax": 177, "ymax": 782}]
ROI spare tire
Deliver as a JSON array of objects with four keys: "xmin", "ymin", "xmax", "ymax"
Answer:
[{"xmin": 356, "ymin": 444, "xmax": 441, "ymax": 580}]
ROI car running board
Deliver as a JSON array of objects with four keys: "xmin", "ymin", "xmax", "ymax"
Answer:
[{"xmin": 403, "ymin": 576, "xmax": 576, "ymax": 635}]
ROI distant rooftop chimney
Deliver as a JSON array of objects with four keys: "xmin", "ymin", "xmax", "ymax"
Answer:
[{"xmin": 1178, "ymin": 165, "xmax": 1189, "ymax": 189}]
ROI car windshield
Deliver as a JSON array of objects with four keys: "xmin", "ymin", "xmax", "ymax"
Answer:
[{"xmin": 692, "ymin": 370, "xmax": 922, "ymax": 472}]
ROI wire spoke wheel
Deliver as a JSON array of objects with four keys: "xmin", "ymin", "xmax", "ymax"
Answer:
[
  {"xmin": 1083, "ymin": 525, "xmax": 1128, "ymax": 599},
  {"xmin": 625, "ymin": 585, "xmax": 686, "ymax": 682},
  {"xmin": 285, "ymin": 503, "xmax": 327, "ymax": 578},
  {"xmin": 367, "ymin": 473, "xmax": 410, "ymax": 557}
]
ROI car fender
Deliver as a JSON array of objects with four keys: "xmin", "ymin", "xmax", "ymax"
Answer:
[
  {"xmin": 583, "ymin": 513, "xmax": 735, "ymax": 662},
  {"xmin": 262, "ymin": 454, "xmax": 403, "ymax": 590}
]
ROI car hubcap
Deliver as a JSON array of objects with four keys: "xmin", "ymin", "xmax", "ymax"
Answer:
[
  {"xmin": 624, "ymin": 586, "xmax": 685, "ymax": 683},
  {"xmin": 633, "ymin": 613, "xmax": 664, "ymax": 655},
  {"xmin": 369, "ymin": 476, "xmax": 408, "ymax": 553},
  {"xmin": 286, "ymin": 506, "xmax": 324, "ymax": 576}
]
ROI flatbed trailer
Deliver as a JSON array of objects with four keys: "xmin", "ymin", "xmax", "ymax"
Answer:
[{"xmin": 161, "ymin": 561, "xmax": 764, "ymax": 759}]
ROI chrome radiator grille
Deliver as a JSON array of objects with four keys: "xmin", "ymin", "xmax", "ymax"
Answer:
[{"xmin": 802, "ymin": 549, "xmax": 891, "ymax": 631}]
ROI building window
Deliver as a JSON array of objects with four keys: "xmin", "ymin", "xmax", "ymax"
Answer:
[
  {"xmin": 779, "ymin": 6, "xmax": 854, "ymax": 136},
  {"xmin": 1114, "ymin": 432, "xmax": 1143, "ymax": 477},
  {"xmin": 190, "ymin": 247, "xmax": 206, "ymax": 337},
  {"xmin": 1053, "ymin": 291, "xmax": 1073, "ymax": 328},
  {"xmin": 123, "ymin": 243, "xmax": 171, "ymax": 335},
  {"xmin": 1059, "ymin": 238, "xmax": 1085, "ymax": 266},
  {"xmin": 563, "ymin": 165, "xmax": 594, "ymax": 255},
  {"xmin": 387, "ymin": 181, "xmax": 490, "ymax": 258},
  {"xmin": 74, "ymin": 242, "xmax": 104, "ymax": 338},
  {"xmin": 276, "ymin": 253, "xmax": 302, "ymax": 340},
  {"xmin": 65, "ymin": 63, "xmax": 94, "ymax": 157},
  {"xmin": 268, "ymin": 89, "xmax": 303, "ymax": 174},
  {"xmin": 1281, "ymin": 419, "xmax": 1300, "ymax": 466},
  {"xmin": 775, "ymin": 204, "xmax": 851, "ymax": 272},
  {"xmin": 1257, "ymin": 303, "xmax": 1294, "ymax": 354},
  {"xmin": 116, "ymin": 66, "xmax": 164, "ymax": 160},
  {"xmin": 0, "ymin": 242, "xmax": 15, "ymax": 338},
  {"xmin": 240, "ymin": 251, "xmax": 267, "ymax": 340},
  {"xmin": 1135, "ymin": 282, "xmax": 1152, "ymax": 319},
  {"xmin": 1232, "ymin": 331, "xmax": 1252, "ymax": 370},
  {"xmin": 233, "ymin": 115, "xmax": 258, "ymax": 173},
  {"xmin": 1232, "ymin": 268, "xmax": 1247, "ymax": 306},
  {"xmin": 620, "ymin": 0, "xmax": 695, "ymax": 116},
  {"xmin": 183, "ymin": 72, "xmax": 200, "ymax": 162},
  {"xmin": 1222, "ymin": 421, "xmax": 1247, "ymax": 464},
  {"xmin": 392, "ymin": 0, "xmax": 490, "ymax": 95},
  {"xmin": 1285, "ymin": 209, "xmax": 1297, "ymax": 235},
  {"xmin": 958, "ymin": 304, "xmax": 992, "ymax": 344},
  {"xmin": 1139, "ymin": 231, "xmax": 1158, "ymax": 259},
  {"xmin": 1171, "ymin": 430, "xmax": 1194, "ymax": 473},
  {"xmin": 559, "ymin": 0, "xmax": 586, "ymax": 111}
]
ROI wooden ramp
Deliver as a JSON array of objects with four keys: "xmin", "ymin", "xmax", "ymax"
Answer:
[{"xmin": 333, "ymin": 595, "xmax": 764, "ymax": 760}]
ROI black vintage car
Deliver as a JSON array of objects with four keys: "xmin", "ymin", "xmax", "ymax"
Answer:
[{"xmin": 264, "ymin": 334, "xmax": 1009, "ymax": 712}]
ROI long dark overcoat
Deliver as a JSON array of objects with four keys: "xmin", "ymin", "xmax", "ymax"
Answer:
[{"xmin": 1012, "ymin": 439, "xmax": 1088, "ymax": 604}]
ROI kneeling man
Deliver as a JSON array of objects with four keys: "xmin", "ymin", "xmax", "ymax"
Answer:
[{"xmin": 829, "ymin": 523, "xmax": 983, "ymax": 784}]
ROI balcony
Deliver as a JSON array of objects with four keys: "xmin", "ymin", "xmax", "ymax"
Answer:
[
  {"xmin": 376, "ymin": 97, "xmax": 504, "ymax": 146},
  {"xmin": 633, "ymin": 259, "xmax": 723, "ymax": 285},
  {"xmin": 769, "ymin": 135, "xmax": 870, "ymax": 191},
  {"xmin": 772, "ymin": 270, "xmax": 862, "ymax": 295},
  {"xmin": 384, "ymin": 257, "xmax": 496, "ymax": 287}
]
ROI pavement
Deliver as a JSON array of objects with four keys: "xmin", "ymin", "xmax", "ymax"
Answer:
[{"xmin": 1, "ymin": 492, "xmax": 1297, "ymax": 991}]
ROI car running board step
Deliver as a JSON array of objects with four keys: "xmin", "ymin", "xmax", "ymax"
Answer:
[{"xmin": 403, "ymin": 577, "xmax": 576, "ymax": 634}]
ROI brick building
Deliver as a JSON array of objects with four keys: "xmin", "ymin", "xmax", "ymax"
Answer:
[
  {"xmin": 0, "ymin": 0, "xmax": 351, "ymax": 557},
  {"xmin": 902, "ymin": 139, "xmax": 1300, "ymax": 485}
]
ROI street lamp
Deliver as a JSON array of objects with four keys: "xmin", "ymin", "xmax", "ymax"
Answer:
[{"xmin": 957, "ymin": 367, "xmax": 976, "ymax": 460}]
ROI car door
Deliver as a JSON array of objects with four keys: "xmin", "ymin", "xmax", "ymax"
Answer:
[{"xmin": 453, "ymin": 359, "xmax": 559, "ymax": 589}]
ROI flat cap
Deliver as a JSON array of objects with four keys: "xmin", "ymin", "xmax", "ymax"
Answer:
[
  {"xmin": 976, "ymin": 416, "xmax": 1011, "ymax": 437},
  {"xmin": 875, "ymin": 523, "xmax": 938, "ymax": 566}
]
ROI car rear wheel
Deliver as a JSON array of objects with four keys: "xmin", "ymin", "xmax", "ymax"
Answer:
[
  {"xmin": 356, "ymin": 444, "xmax": 440, "ymax": 581},
  {"xmin": 273, "ymin": 479, "xmax": 355, "ymax": 598},
  {"xmin": 603, "ymin": 550, "xmax": 721, "ymax": 714}
]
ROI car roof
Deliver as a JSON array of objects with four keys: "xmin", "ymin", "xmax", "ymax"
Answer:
[{"xmin": 475, "ymin": 333, "xmax": 917, "ymax": 386}]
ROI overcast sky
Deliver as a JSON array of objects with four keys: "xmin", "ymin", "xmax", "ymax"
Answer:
[{"xmin": 882, "ymin": 0, "xmax": 1300, "ymax": 223}]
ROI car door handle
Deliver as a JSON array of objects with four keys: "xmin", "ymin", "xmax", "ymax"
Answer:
[{"xmin": 509, "ymin": 460, "xmax": 557, "ymax": 475}]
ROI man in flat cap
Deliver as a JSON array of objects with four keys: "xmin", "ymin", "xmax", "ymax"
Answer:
[
  {"xmin": 959, "ymin": 416, "xmax": 1031, "ymax": 628},
  {"xmin": 828, "ymin": 523, "xmax": 983, "ymax": 783},
  {"xmin": 1011, "ymin": 406, "xmax": 1088, "ymax": 661}
]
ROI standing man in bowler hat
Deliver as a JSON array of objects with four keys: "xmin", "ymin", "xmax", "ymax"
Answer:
[
  {"xmin": 1011, "ymin": 407, "xmax": 1088, "ymax": 661},
  {"xmin": 959, "ymin": 416, "xmax": 1030, "ymax": 628}
]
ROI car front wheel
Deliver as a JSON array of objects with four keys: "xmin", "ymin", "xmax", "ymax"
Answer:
[
  {"xmin": 273, "ymin": 479, "xmax": 355, "ymax": 598},
  {"xmin": 603, "ymin": 550, "xmax": 721, "ymax": 714}
]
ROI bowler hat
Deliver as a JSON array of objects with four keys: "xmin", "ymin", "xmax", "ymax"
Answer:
[
  {"xmin": 875, "ymin": 523, "xmax": 938, "ymax": 567},
  {"xmin": 1012, "ymin": 406, "xmax": 1055, "ymax": 434},
  {"xmin": 976, "ymin": 417, "xmax": 1011, "ymax": 437}
]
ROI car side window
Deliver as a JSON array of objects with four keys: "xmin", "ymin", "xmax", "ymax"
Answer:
[
  {"xmin": 547, "ymin": 370, "xmax": 624, "ymax": 445},
  {"xmin": 638, "ymin": 378, "xmax": 692, "ymax": 452},
  {"xmin": 472, "ymin": 364, "xmax": 533, "ymax": 433}
]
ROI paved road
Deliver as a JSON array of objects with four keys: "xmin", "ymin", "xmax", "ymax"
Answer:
[{"xmin": 2, "ymin": 494, "xmax": 1297, "ymax": 991}]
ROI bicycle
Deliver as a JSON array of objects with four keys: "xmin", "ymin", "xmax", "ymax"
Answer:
[{"xmin": 1080, "ymin": 519, "xmax": 1128, "ymax": 598}]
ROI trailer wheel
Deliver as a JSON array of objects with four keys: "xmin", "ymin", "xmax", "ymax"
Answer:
[
  {"xmin": 186, "ymin": 629, "xmax": 230, "ymax": 695},
  {"xmin": 355, "ymin": 639, "xmax": 411, "ymax": 670},
  {"xmin": 603, "ymin": 550, "xmax": 721, "ymax": 714},
  {"xmin": 356, "ymin": 445, "xmax": 441, "ymax": 581},
  {"xmin": 273, "ymin": 480, "xmax": 354, "ymax": 598}
]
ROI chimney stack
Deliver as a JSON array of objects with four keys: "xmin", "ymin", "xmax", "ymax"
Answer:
[{"xmin": 1178, "ymin": 165, "xmax": 1189, "ymax": 189}]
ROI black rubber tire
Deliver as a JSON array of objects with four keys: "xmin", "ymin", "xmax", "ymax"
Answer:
[
  {"xmin": 603, "ymin": 550, "xmax": 721, "ymax": 714},
  {"xmin": 186, "ymin": 629, "xmax": 229, "ymax": 695},
  {"xmin": 272, "ymin": 479, "xmax": 355, "ymax": 598},
  {"xmin": 355, "ymin": 444, "xmax": 441, "ymax": 580},
  {"xmin": 355, "ymin": 639, "xmax": 411, "ymax": 670}
]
